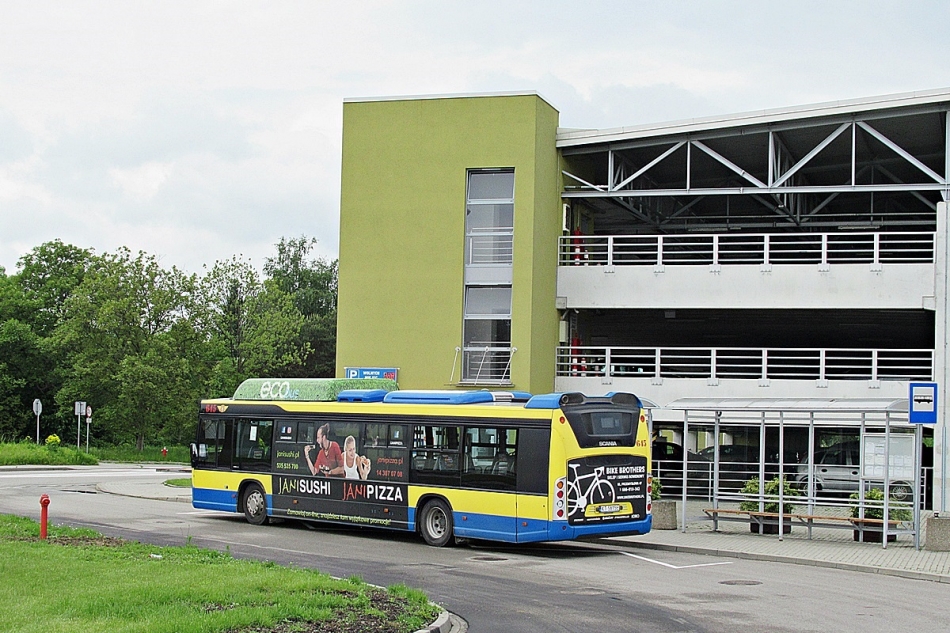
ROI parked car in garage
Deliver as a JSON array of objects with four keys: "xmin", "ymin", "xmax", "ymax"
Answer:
[
  {"xmin": 696, "ymin": 444, "xmax": 802, "ymax": 489},
  {"xmin": 652, "ymin": 440, "xmax": 712, "ymax": 497},
  {"xmin": 696, "ymin": 444, "xmax": 761, "ymax": 489},
  {"xmin": 794, "ymin": 442, "xmax": 913, "ymax": 501}
]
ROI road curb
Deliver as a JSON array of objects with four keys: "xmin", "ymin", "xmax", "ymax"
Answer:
[
  {"xmin": 94, "ymin": 483, "xmax": 192, "ymax": 504},
  {"xmin": 609, "ymin": 538, "xmax": 950, "ymax": 583},
  {"xmin": 415, "ymin": 609, "xmax": 466, "ymax": 633}
]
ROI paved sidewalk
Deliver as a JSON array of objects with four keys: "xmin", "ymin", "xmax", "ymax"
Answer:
[{"xmin": 610, "ymin": 504, "xmax": 950, "ymax": 583}]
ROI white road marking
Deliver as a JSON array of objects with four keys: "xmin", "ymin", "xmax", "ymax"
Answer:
[{"xmin": 620, "ymin": 551, "xmax": 733, "ymax": 569}]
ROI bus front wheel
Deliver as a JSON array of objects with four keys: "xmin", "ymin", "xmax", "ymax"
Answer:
[
  {"xmin": 243, "ymin": 483, "xmax": 269, "ymax": 526},
  {"xmin": 419, "ymin": 499, "xmax": 453, "ymax": 547}
]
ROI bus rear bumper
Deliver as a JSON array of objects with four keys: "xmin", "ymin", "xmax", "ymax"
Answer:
[{"xmin": 545, "ymin": 516, "xmax": 652, "ymax": 541}]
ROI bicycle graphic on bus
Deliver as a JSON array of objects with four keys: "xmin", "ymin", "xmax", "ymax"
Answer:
[{"xmin": 566, "ymin": 462, "xmax": 616, "ymax": 518}]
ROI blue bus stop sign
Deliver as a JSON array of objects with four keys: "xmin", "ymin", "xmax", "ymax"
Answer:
[{"xmin": 909, "ymin": 382, "xmax": 938, "ymax": 424}]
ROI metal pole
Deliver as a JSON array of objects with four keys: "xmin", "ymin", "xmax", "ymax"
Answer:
[
  {"xmin": 681, "ymin": 410, "xmax": 689, "ymax": 533},
  {"xmin": 779, "ymin": 411, "xmax": 785, "ymax": 542},
  {"xmin": 807, "ymin": 411, "xmax": 815, "ymax": 538},
  {"xmin": 884, "ymin": 412, "xmax": 891, "ymax": 550},
  {"xmin": 714, "ymin": 411, "xmax": 721, "ymax": 512},
  {"xmin": 36, "ymin": 413, "xmax": 40, "ymax": 444},
  {"xmin": 915, "ymin": 423, "xmax": 922, "ymax": 550},
  {"xmin": 85, "ymin": 420, "xmax": 90, "ymax": 453},
  {"xmin": 76, "ymin": 414, "xmax": 81, "ymax": 450},
  {"xmin": 759, "ymin": 413, "xmax": 767, "ymax": 537}
]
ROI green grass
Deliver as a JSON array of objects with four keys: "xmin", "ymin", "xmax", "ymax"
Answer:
[
  {"xmin": 91, "ymin": 445, "xmax": 191, "ymax": 463},
  {"xmin": 164, "ymin": 477, "xmax": 192, "ymax": 488},
  {"xmin": 0, "ymin": 514, "xmax": 440, "ymax": 633},
  {"xmin": 0, "ymin": 442, "xmax": 98, "ymax": 466}
]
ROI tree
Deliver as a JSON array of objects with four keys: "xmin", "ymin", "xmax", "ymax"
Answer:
[
  {"xmin": 52, "ymin": 248, "xmax": 200, "ymax": 450},
  {"xmin": 17, "ymin": 240, "xmax": 93, "ymax": 335},
  {"xmin": 263, "ymin": 236, "xmax": 338, "ymax": 377},
  {"xmin": 199, "ymin": 256, "xmax": 307, "ymax": 396},
  {"xmin": 0, "ymin": 265, "xmax": 59, "ymax": 440},
  {"xmin": 0, "ymin": 319, "xmax": 46, "ymax": 440}
]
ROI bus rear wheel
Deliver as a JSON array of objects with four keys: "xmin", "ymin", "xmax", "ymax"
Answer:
[
  {"xmin": 419, "ymin": 499, "xmax": 453, "ymax": 547},
  {"xmin": 243, "ymin": 483, "xmax": 269, "ymax": 526}
]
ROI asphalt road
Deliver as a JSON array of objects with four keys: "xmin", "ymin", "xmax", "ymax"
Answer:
[{"xmin": 3, "ymin": 465, "xmax": 950, "ymax": 633}]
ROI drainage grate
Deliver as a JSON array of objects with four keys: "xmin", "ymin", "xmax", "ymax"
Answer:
[{"xmin": 719, "ymin": 580, "xmax": 762, "ymax": 586}]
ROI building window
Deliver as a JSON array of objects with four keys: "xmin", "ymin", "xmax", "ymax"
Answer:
[
  {"xmin": 466, "ymin": 171, "xmax": 514, "ymax": 265},
  {"xmin": 463, "ymin": 170, "xmax": 514, "ymax": 383}
]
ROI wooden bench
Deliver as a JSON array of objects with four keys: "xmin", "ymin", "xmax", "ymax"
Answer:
[{"xmin": 703, "ymin": 508, "xmax": 910, "ymax": 540}]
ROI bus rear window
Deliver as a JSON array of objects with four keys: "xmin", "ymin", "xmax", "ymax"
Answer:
[
  {"xmin": 584, "ymin": 411, "xmax": 632, "ymax": 436},
  {"xmin": 562, "ymin": 405, "xmax": 638, "ymax": 448}
]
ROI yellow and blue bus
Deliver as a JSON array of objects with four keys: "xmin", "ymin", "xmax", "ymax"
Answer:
[{"xmin": 191, "ymin": 378, "xmax": 653, "ymax": 546}]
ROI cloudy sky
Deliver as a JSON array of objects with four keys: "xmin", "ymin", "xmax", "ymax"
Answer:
[{"xmin": 1, "ymin": 1, "xmax": 949, "ymax": 275}]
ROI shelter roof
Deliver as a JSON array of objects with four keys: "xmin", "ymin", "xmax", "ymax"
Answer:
[{"xmin": 665, "ymin": 397, "xmax": 908, "ymax": 413}]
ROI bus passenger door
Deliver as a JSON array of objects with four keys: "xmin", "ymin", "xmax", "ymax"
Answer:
[
  {"xmin": 515, "ymin": 428, "xmax": 551, "ymax": 542},
  {"xmin": 461, "ymin": 427, "xmax": 517, "ymax": 541}
]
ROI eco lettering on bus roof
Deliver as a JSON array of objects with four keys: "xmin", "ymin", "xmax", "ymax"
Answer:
[{"xmin": 233, "ymin": 378, "xmax": 398, "ymax": 402}]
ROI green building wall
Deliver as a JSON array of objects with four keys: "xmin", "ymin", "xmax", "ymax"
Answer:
[{"xmin": 337, "ymin": 93, "xmax": 561, "ymax": 393}]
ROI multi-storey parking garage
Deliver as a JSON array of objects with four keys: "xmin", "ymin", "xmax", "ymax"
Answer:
[{"xmin": 336, "ymin": 89, "xmax": 949, "ymax": 515}]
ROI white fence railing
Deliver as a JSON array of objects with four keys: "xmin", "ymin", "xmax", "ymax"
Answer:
[
  {"xmin": 556, "ymin": 346, "xmax": 934, "ymax": 381},
  {"xmin": 461, "ymin": 345, "xmax": 515, "ymax": 384},
  {"xmin": 467, "ymin": 232, "xmax": 513, "ymax": 265},
  {"xmin": 558, "ymin": 231, "xmax": 935, "ymax": 267}
]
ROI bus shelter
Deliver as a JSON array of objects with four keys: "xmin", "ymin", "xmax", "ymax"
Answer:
[{"xmin": 660, "ymin": 397, "xmax": 924, "ymax": 550}]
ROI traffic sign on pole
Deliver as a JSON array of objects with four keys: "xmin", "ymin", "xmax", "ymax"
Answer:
[
  {"xmin": 33, "ymin": 399, "xmax": 42, "ymax": 444},
  {"xmin": 75, "ymin": 401, "xmax": 86, "ymax": 449},
  {"xmin": 85, "ymin": 406, "xmax": 92, "ymax": 453}
]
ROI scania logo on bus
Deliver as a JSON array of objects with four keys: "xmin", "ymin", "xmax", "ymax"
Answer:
[
  {"xmin": 598, "ymin": 440, "xmax": 618, "ymax": 447},
  {"xmin": 259, "ymin": 380, "xmax": 300, "ymax": 400}
]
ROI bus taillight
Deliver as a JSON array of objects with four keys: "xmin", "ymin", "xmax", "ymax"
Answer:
[{"xmin": 554, "ymin": 477, "xmax": 566, "ymax": 520}]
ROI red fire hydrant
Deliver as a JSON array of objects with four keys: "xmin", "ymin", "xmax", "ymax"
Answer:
[
  {"xmin": 39, "ymin": 494, "xmax": 51, "ymax": 540},
  {"xmin": 161, "ymin": 446, "xmax": 168, "ymax": 459}
]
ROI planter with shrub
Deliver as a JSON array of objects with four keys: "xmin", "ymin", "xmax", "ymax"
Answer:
[
  {"xmin": 850, "ymin": 487, "xmax": 912, "ymax": 543},
  {"xmin": 739, "ymin": 476, "xmax": 796, "ymax": 534}
]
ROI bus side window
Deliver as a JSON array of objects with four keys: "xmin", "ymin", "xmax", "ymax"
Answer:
[
  {"xmin": 235, "ymin": 419, "xmax": 274, "ymax": 472},
  {"xmin": 195, "ymin": 418, "xmax": 224, "ymax": 468},
  {"xmin": 299, "ymin": 422, "xmax": 315, "ymax": 445},
  {"xmin": 366, "ymin": 423, "xmax": 386, "ymax": 447},
  {"xmin": 516, "ymin": 428, "xmax": 550, "ymax": 494},
  {"xmin": 410, "ymin": 425, "xmax": 461, "ymax": 484},
  {"xmin": 278, "ymin": 422, "xmax": 296, "ymax": 442},
  {"xmin": 461, "ymin": 427, "xmax": 516, "ymax": 491},
  {"xmin": 389, "ymin": 425, "xmax": 407, "ymax": 447},
  {"xmin": 217, "ymin": 419, "xmax": 234, "ymax": 469}
]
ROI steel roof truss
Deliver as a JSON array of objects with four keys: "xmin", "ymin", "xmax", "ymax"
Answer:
[
  {"xmin": 691, "ymin": 140, "xmax": 767, "ymax": 189},
  {"xmin": 613, "ymin": 142, "xmax": 685, "ymax": 191},
  {"xmin": 875, "ymin": 165, "xmax": 939, "ymax": 211},
  {"xmin": 562, "ymin": 170, "xmax": 606, "ymax": 192},
  {"xmin": 772, "ymin": 123, "xmax": 850, "ymax": 188},
  {"xmin": 856, "ymin": 121, "xmax": 946, "ymax": 185}
]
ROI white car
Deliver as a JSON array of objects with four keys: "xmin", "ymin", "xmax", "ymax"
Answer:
[{"xmin": 794, "ymin": 442, "xmax": 913, "ymax": 501}]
